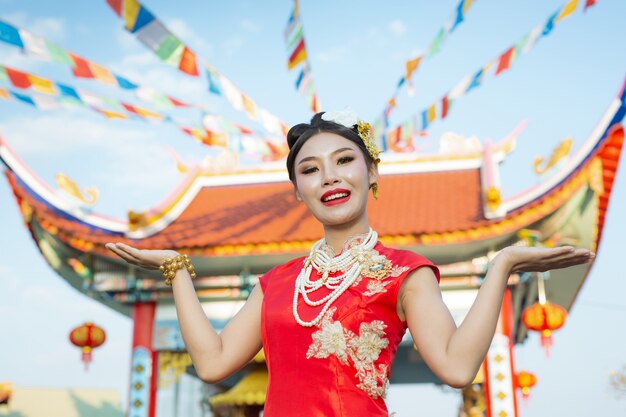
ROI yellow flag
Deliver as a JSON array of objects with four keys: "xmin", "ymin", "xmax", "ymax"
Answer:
[
  {"xmin": 28, "ymin": 75, "xmax": 55, "ymax": 94},
  {"xmin": 557, "ymin": 0, "xmax": 579, "ymax": 22},
  {"xmin": 123, "ymin": 0, "xmax": 141, "ymax": 31}
]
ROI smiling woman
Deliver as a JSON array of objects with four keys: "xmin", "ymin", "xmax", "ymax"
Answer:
[{"xmin": 106, "ymin": 110, "xmax": 594, "ymax": 417}]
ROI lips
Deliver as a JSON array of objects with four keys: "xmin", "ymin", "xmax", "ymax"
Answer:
[{"xmin": 320, "ymin": 188, "xmax": 351, "ymax": 206}]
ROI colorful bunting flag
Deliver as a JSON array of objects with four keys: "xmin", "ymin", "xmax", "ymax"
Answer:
[{"xmin": 386, "ymin": 0, "xmax": 591, "ymax": 140}]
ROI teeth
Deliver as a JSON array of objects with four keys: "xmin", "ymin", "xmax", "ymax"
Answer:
[{"xmin": 323, "ymin": 192, "xmax": 349, "ymax": 202}]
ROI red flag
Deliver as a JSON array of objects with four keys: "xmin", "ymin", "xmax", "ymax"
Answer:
[
  {"xmin": 121, "ymin": 103, "xmax": 139, "ymax": 115},
  {"xmin": 584, "ymin": 0, "xmax": 597, "ymax": 11},
  {"xmin": 169, "ymin": 97, "xmax": 190, "ymax": 107},
  {"xmin": 179, "ymin": 47, "xmax": 199, "ymax": 76},
  {"xmin": 5, "ymin": 67, "xmax": 31, "ymax": 89},
  {"xmin": 441, "ymin": 95, "xmax": 449, "ymax": 119},
  {"xmin": 69, "ymin": 54, "xmax": 95, "ymax": 78},
  {"xmin": 106, "ymin": 0, "xmax": 123, "ymax": 16},
  {"xmin": 288, "ymin": 39, "xmax": 306, "ymax": 70},
  {"xmin": 495, "ymin": 47, "xmax": 515, "ymax": 75}
]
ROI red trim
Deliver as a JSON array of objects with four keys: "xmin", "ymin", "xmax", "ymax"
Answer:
[
  {"xmin": 503, "ymin": 289, "xmax": 520, "ymax": 416},
  {"xmin": 483, "ymin": 355, "xmax": 492, "ymax": 417},
  {"xmin": 131, "ymin": 303, "xmax": 156, "ymax": 417}
]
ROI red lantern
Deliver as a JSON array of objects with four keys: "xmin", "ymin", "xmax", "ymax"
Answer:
[
  {"xmin": 69, "ymin": 322, "xmax": 106, "ymax": 370},
  {"xmin": 522, "ymin": 301, "xmax": 567, "ymax": 356},
  {"xmin": 515, "ymin": 371, "xmax": 537, "ymax": 404}
]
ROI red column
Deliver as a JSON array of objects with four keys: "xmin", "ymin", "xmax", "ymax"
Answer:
[
  {"xmin": 128, "ymin": 302, "xmax": 157, "ymax": 417},
  {"xmin": 484, "ymin": 289, "xmax": 519, "ymax": 417}
]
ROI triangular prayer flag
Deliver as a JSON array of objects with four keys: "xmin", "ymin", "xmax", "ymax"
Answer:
[
  {"xmin": 241, "ymin": 94, "xmax": 258, "ymax": 118},
  {"xmin": 427, "ymin": 103, "xmax": 436, "ymax": 123},
  {"xmin": 495, "ymin": 47, "xmax": 515, "ymax": 75},
  {"xmin": 0, "ymin": 21, "xmax": 24, "ymax": 48},
  {"xmin": 428, "ymin": 28, "xmax": 445, "ymax": 57},
  {"xmin": 542, "ymin": 11, "xmax": 559, "ymax": 36},
  {"xmin": 115, "ymin": 75, "xmax": 138, "ymax": 89},
  {"xmin": 56, "ymin": 84, "xmax": 81, "ymax": 100},
  {"xmin": 451, "ymin": 0, "xmax": 465, "ymax": 32},
  {"xmin": 462, "ymin": 0, "xmax": 474, "ymax": 14},
  {"xmin": 169, "ymin": 97, "xmax": 190, "ymax": 107},
  {"xmin": 136, "ymin": 19, "xmax": 169, "ymax": 48},
  {"xmin": 156, "ymin": 34, "xmax": 184, "ymax": 65},
  {"xmin": 288, "ymin": 39, "xmax": 306, "ymax": 70},
  {"xmin": 286, "ymin": 21, "xmax": 303, "ymax": 51},
  {"xmin": 10, "ymin": 91, "xmax": 35, "ymax": 106},
  {"xmin": 106, "ymin": 0, "xmax": 123, "ymax": 17},
  {"xmin": 5, "ymin": 67, "xmax": 31, "ymax": 89},
  {"xmin": 441, "ymin": 95, "xmax": 450, "ymax": 119},
  {"xmin": 28, "ymin": 74, "xmax": 55, "ymax": 94},
  {"xmin": 123, "ymin": 0, "xmax": 141, "ymax": 31},
  {"xmin": 467, "ymin": 68, "xmax": 483, "ymax": 92},
  {"xmin": 405, "ymin": 56, "xmax": 422, "ymax": 80},
  {"xmin": 19, "ymin": 30, "xmax": 50, "ymax": 60},
  {"xmin": 206, "ymin": 69, "xmax": 222, "ymax": 95},
  {"xmin": 69, "ymin": 54, "xmax": 95, "ymax": 78},
  {"xmin": 46, "ymin": 42, "xmax": 73, "ymax": 65},
  {"xmin": 584, "ymin": 0, "xmax": 597, "ymax": 11},
  {"xmin": 132, "ymin": 5, "xmax": 155, "ymax": 33},
  {"xmin": 556, "ymin": 0, "xmax": 578, "ymax": 22},
  {"xmin": 90, "ymin": 63, "xmax": 117, "ymax": 85},
  {"xmin": 0, "ymin": 88, "xmax": 9, "ymax": 100},
  {"xmin": 32, "ymin": 95, "xmax": 61, "ymax": 111},
  {"xmin": 179, "ymin": 47, "xmax": 199, "ymax": 76},
  {"xmin": 421, "ymin": 109, "xmax": 429, "ymax": 130}
]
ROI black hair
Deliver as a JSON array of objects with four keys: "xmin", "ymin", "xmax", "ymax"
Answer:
[{"xmin": 286, "ymin": 112, "xmax": 375, "ymax": 182}]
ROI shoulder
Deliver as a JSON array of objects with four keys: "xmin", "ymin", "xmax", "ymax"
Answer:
[{"xmin": 378, "ymin": 245, "xmax": 440, "ymax": 283}]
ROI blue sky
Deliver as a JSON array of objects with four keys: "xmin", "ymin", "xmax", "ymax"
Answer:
[{"xmin": 0, "ymin": 0, "xmax": 625, "ymax": 415}]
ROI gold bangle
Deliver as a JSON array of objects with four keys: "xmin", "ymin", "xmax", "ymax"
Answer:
[{"xmin": 159, "ymin": 254, "xmax": 197, "ymax": 286}]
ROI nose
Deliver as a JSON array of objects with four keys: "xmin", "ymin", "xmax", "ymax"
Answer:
[{"xmin": 322, "ymin": 169, "xmax": 341, "ymax": 187}]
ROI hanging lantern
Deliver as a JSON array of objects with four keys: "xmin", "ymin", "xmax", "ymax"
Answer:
[
  {"xmin": 522, "ymin": 301, "xmax": 567, "ymax": 356},
  {"xmin": 69, "ymin": 322, "xmax": 106, "ymax": 370},
  {"xmin": 515, "ymin": 371, "xmax": 537, "ymax": 404}
]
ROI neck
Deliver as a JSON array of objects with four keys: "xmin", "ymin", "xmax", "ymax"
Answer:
[{"xmin": 322, "ymin": 216, "xmax": 371, "ymax": 254}]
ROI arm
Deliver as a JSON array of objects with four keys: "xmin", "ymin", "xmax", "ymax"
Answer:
[
  {"xmin": 106, "ymin": 243, "xmax": 263, "ymax": 383},
  {"xmin": 398, "ymin": 245, "xmax": 594, "ymax": 388},
  {"xmin": 171, "ymin": 268, "xmax": 263, "ymax": 383}
]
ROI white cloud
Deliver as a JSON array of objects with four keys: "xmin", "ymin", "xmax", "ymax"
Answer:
[
  {"xmin": 316, "ymin": 45, "xmax": 348, "ymax": 63},
  {"xmin": 239, "ymin": 18, "xmax": 261, "ymax": 34},
  {"xmin": 3, "ymin": 12, "xmax": 67, "ymax": 41},
  {"xmin": 389, "ymin": 20, "xmax": 407, "ymax": 36},
  {"xmin": 0, "ymin": 114, "xmax": 178, "ymax": 191}
]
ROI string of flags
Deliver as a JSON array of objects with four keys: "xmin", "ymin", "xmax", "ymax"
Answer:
[
  {"xmin": 105, "ymin": 0, "xmax": 290, "ymax": 137},
  {"xmin": 381, "ymin": 0, "xmax": 594, "ymax": 149},
  {"xmin": 374, "ymin": 0, "xmax": 478, "ymax": 137},
  {"xmin": 0, "ymin": 63, "xmax": 288, "ymax": 158},
  {"xmin": 0, "ymin": 18, "xmax": 203, "ymax": 112},
  {"xmin": 284, "ymin": 0, "xmax": 320, "ymax": 113}
]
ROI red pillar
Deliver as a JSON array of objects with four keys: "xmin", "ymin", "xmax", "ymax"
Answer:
[
  {"xmin": 484, "ymin": 289, "xmax": 519, "ymax": 417},
  {"xmin": 128, "ymin": 302, "xmax": 157, "ymax": 417}
]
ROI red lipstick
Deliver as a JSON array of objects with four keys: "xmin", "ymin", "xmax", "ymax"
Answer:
[{"xmin": 320, "ymin": 188, "xmax": 351, "ymax": 206}]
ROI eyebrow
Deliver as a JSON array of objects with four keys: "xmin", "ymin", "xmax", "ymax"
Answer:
[{"xmin": 297, "ymin": 147, "xmax": 356, "ymax": 166}]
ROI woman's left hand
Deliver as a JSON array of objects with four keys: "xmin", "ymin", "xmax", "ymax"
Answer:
[{"xmin": 497, "ymin": 245, "xmax": 595, "ymax": 273}]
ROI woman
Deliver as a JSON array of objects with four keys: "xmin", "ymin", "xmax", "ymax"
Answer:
[{"xmin": 106, "ymin": 110, "xmax": 594, "ymax": 416}]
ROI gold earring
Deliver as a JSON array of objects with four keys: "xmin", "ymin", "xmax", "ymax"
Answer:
[{"xmin": 370, "ymin": 182, "xmax": 379, "ymax": 200}]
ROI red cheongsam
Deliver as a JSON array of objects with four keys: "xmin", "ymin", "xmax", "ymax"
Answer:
[{"xmin": 259, "ymin": 239, "xmax": 440, "ymax": 416}]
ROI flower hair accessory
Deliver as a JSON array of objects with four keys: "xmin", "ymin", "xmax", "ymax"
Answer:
[{"xmin": 321, "ymin": 108, "xmax": 381, "ymax": 163}]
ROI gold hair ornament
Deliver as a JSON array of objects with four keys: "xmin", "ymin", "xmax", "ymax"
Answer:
[{"xmin": 357, "ymin": 120, "xmax": 381, "ymax": 163}]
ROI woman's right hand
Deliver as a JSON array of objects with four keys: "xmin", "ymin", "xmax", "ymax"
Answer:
[{"xmin": 105, "ymin": 242, "xmax": 180, "ymax": 271}]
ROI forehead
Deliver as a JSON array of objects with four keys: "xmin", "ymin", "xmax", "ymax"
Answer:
[{"xmin": 296, "ymin": 132, "xmax": 357, "ymax": 160}]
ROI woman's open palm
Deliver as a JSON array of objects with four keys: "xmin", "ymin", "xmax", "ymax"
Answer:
[
  {"xmin": 105, "ymin": 242, "xmax": 179, "ymax": 270},
  {"xmin": 500, "ymin": 245, "xmax": 595, "ymax": 273}
]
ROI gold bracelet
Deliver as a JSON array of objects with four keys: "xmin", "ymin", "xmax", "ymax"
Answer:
[{"xmin": 159, "ymin": 254, "xmax": 197, "ymax": 286}]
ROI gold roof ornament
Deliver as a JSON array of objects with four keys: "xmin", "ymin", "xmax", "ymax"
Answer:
[
  {"xmin": 533, "ymin": 137, "xmax": 573, "ymax": 175},
  {"xmin": 56, "ymin": 173, "xmax": 98, "ymax": 206}
]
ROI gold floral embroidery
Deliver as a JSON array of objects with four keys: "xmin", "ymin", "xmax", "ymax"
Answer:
[
  {"xmin": 306, "ymin": 307, "xmax": 391, "ymax": 399},
  {"xmin": 363, "ymin": 280, "xmax": 393, "ymax": 296}
]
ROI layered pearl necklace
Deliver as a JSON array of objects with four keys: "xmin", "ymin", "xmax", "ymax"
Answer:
[{"xmin": 293, "ymin": 228, "xmax": 378, "ymax": 327}]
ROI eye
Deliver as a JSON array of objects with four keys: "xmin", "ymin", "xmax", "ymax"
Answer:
[
  {"xmin": 338, "ymin": 156, "xmax": 354, "ymax": 164},
  {"xmin": 301, "ymin": 166, "xmax": 318, "ymax": 175}
]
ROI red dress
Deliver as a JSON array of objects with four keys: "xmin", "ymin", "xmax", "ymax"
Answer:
[{"xmin": 259, "ymin": 239, "xmax": 440, "ymax": 416}]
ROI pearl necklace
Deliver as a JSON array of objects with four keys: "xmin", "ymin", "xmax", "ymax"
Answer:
[{"xmin": 293, "ymin": 228, "xmax": 378, "ymax": 327}]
